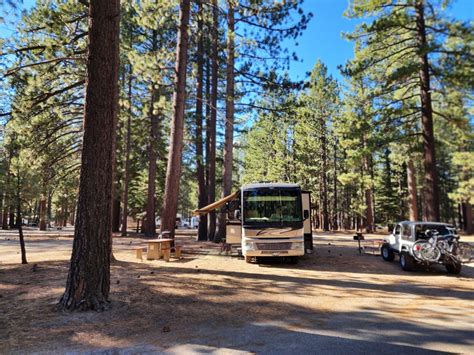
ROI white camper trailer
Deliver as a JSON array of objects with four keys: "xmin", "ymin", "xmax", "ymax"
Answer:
[{"xmin": 194, "ymin": 183, "xmax": 313, "ymax": 263}]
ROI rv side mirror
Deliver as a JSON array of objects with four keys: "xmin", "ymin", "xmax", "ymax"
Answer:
[
  {"xmin": 234, "ymin": 210, "xmax": 241, "ymax": 220},
  {"xmin": 303, "ymin": 210, "xmax": 309, "ymax": 220}
]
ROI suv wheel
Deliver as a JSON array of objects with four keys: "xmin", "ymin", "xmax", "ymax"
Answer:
[
  {"xmin": 381, "ymin": 243, "xmax": 395, "ymax": 262},
  {"xmin": 400, "ymin": 252, "xmax": 415, "ymax": 271},
  {"xmin": 445, "ymin": 262, "xmax": 462, "ymax": 275}
]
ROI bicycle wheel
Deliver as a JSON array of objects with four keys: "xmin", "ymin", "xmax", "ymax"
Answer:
[
  {"xmin": 456, "ymin": 242, "xmax": 474, "ymax": 263},
  {"xmin": 413, "ymin": 240, "xmax": 441, "ymax": 262}
]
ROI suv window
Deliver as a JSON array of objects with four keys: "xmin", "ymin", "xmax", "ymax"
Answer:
[
  {"xmin": 394, "ymin": 224, "xmax": 401, "ymax": 235},
  {"xmin": 402, "ymin": 225, "xmax": 412, "ymax": 240},
  {"xmin": 414, "ymin": 224, "xmax": 453, "ymax": 240}
]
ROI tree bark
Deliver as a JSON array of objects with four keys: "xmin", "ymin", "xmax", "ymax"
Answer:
[
  {"xmin": 464, "ymin": 202, "xmax": 473, "ymax": 235},
  {"xmin": 16, "ymin": 173, "xmax": 27, "ymax": 265},
  {"xmin": 144, "ymin": 88, "xmax": 159, "ymax": 237},
  {"xmin": 203, "ymin": 47, "xmax": 212, "ymax": 242},
  {"xmin": 160, "ymin": 0, "xmax": 190, "ymax": 240},
  {"xmin": 0, "ymin": 191, "xmax": 3, "ymax": 227},
  {"xmin": 1, "ymin": 199, "xmax": 8, "ymax": 230},
  {"xmin": 10, "ymin": 205, "xmax": 16, "ymax": 229},
  {"xmin": 415, "ymin": 0, "xmax": 440, "ymax": 222},
  {"xmin": 111, "ymin": 191, "xmax": 121, "ymax": 232},
  {"xmin": 320, "ymin": 120, "xmax": 329, "ymax": 231},
  {"xmin": 69, "ymin": 203, "xmax": 76, "ymax": 226},
  {"xmin": 47, "ymin": 190, "xmax": 52, "ymax": 228},
  {"xmin": 207, "ymin": 0, "xmax": 218, "ymax": 241},
  {"xmin": 332, "ymin": 139, "xmax": 338, "ymax": 230},
  {"xmin": 144, "ymin": 29, "xmax": 160, "ymax": 238},
  {"xmin": 216, "ymin": 0, "xmax": 235, "ymax": 242},
  {"xmin": 39, "ymin": 192, "xmax": 47, "ymax": 231},
  {"xmin": 121, "ymin": 65, "xmax": 133, "ymax": 237},
  {"xmin": 363, "ymin": 155, "xmax": 374, "ymax": 233},
  {"xmin": 59, "ymin": 0, "xmax": 120, "ymax": 311},
  {"xmin": 407, "ymin": 159, "xmax": 418, "ymax": 221},
  {"xmin": 195, "ymin": 0, "xmax": 207, "ymax": 241}
]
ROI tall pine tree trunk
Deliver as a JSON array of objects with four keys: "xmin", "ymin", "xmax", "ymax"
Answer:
[
  {"xmin": 2, "ymin": 167, "xmax": 10, "ymax": 230},
  {"xmin": 216, "ymin": 0, "xmax": 235, "ymax": 242},
  {"xmin": 203, "ymin": 54, "xmax": 211, "ymax": 240},
  {"xmin": 121, "ymin": 66, "xmax": 133, "ymax": 237},
  {"xmin": 320, "ymin": 120, "xmax": 329, "ymax": 231},
  {"xmin": 195, "ymin": 0, "xmax": 207, "ymax": 241},
  {"xmin": 59, "ymin": 0, "xmax": 120, "ymax": 311},
  {"xmin": 415, "ymin": 0, "xmax": 440, "ymax": 222},
  {"xmin": 47, "ymin": 190, "xmax": 52, "ymax": 228},
  {"xmin": 363, "ymin": 155, "xmax": 374, "ymax": 233},
  {"xmin": 144, "ymin": 88, "xmax": 159, "ymax": 237},
  {"xmin": 144, "ymin": 29, "xmax": 160, "ymax": 238},
  {"xmin": 160, "ymin": 0, "xmax": 190, "ymax": 239},
  {"xmin": 407, "ymin": 159, "xmax": 418, "ymax": 221},
  {"xmin": 332, "ymin": 139, "xmax": 338, "ymax": 230},
  {"xmin": 16, "ymin": 173, "xmax": 27, "ymax": 265},
  {"xmin": 111, "ymin": 189, "xmax": 120, "ymax": 232},
  {"xmin": 39, "ymin": 187, "xmax": 47, "ymax": 231},
  {"xmin": 0, "ymin": 191, "xmax": 3, "ymax": 227},
  {"xmin": 1, "ymin": 195, "xmax": 6, "ymax": 230},
  {"xmin": 464, "ymin": 202, "xmax": 473, "ymax": 234},
  {"xmin": 207, "ymin": 0, "xmax": 218, "ymax": 241}
]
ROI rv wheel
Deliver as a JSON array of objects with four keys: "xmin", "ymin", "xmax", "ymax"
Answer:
[{"xmin": 245, "ymin": 256, "xmax": 252, "ymax": 263}]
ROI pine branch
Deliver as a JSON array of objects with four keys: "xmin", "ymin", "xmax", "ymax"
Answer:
[
  {"xmin": 31, "ymin": 80, "xmax": 85, "ymax": 107},
  {"xmin": 4, "ymin": 57, "xmax": 85, "ymax": 77}
]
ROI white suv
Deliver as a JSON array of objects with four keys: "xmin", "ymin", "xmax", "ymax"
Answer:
[{"xmin": 381, "ymin": 221, "xmax": 462, "ymax": 274}]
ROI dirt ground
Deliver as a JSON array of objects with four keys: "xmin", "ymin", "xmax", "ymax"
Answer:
[{"xmin": 0, "ymin": 228, "xmax": 473, "ymax": 354}]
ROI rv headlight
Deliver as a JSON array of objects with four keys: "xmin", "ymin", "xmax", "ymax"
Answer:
[
  {"xmin": 291, "ymin": 242, "xmax": 304, "ymax": 250},
  {"xmin": 244, "ymin": 240, "xmax": 255, "ymax": 251}
]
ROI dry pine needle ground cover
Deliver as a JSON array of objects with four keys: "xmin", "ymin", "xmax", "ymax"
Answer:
[{"xmin": 0, "ymin": 231, "xmax": 473, "ymax": 353}]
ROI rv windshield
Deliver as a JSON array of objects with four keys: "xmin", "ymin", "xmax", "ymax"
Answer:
[{"xmin": 243, "ymin": 188, "xmax": 302, "ymax": 224}]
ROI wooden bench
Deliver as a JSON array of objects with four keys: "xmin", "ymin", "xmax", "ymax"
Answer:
[
  {"xmin": 361, "ymin": 239, "xmax": 385, "ymax": 255},
  {"xmin": 132, "ymin": 247, "xmax": 147, "ymax": 261}
]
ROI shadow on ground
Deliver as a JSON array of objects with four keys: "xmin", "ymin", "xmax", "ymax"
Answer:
[{"xmin": 1, "ymin": 254, "xmax": 473, "ymax": 353}]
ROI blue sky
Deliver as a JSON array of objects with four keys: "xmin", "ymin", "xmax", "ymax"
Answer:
[
  {"xmin": 286, "ymin": 0, "xmax": 474, "ymax": 82},
  {"xmin": 1, "ymin": 0, "xmax": 473, "ymax": 82}
]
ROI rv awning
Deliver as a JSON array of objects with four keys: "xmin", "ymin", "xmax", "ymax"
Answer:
[{"xmin": 193, "ymin": 191, "xmax": 239, "ymax": 216}]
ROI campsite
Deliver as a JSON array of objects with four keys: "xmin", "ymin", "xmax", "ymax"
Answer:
[
  {"xmin": 1, "ymin": 227, "xmax": 473, "ymax": 353},
  {"xmin": 0, "ymin": 0, "xmax": 473, "ymax": 353}
]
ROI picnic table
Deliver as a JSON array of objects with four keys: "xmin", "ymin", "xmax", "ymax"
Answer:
[{"xmin": 145, "ymin": 238, "xmax": 181, "ymax": 261}]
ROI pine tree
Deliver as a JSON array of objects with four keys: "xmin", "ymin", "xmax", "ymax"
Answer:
[
  {"xmin": 344, "ymin": 0, "xmax": 473, "ymax": 222},
  {"xmin": 160, "ymin": 0, "xmax": 190, "ymax": 240},
  {"xmin": 59, "ymin": 0, "xmax": 120, "ymax": 311}
]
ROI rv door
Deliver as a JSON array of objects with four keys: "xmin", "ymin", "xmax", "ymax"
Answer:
[{"xmin": 302, "ymin": 191, "xmax": 313, "ymax": 252}]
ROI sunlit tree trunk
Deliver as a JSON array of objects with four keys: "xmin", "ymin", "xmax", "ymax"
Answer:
[
  {"xmin": 216, "ymin": 0, "xmax": 235, "ymax": 242},
  {"xmin": 207, "ymin": 0, "xmax": 218, "ymax": 241},
  {"xmin": 160, "ymin": 0, "xmax": 191, "ymax": 240},
  {"xmin": 415, "ymin": 0, "xmax": 439, "ymax": 222},
  {"xmin": 407, "ymin": 159, "xmax": 418, "ymax": 221},
  {"xmin": 195, "ymin": 0, "xmax": 207, "ymax": 241},
  {"xmin": 121, "ymin": 66, "xmax": 133, "ymax": 237},
  {"xmin": 59, "ymin": 0, "xmax": 120, "ymax": 311}
]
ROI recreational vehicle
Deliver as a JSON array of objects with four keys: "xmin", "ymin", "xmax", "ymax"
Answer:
[{"xmin": 194, "ymin": 183, "xmax": 313, "ymax": 263}]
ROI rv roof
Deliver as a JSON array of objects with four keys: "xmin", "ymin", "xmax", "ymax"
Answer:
[{"xmin": 242, "ymin": 182, "xmax": 300, "ymax": 190}]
